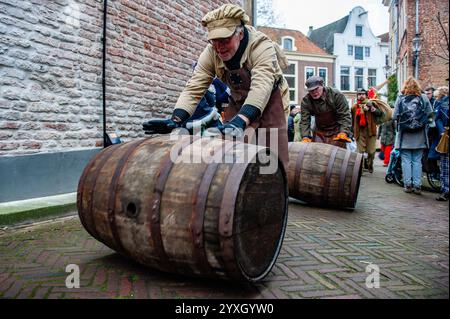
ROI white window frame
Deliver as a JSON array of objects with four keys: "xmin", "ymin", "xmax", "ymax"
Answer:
[
  {"xmin": 318, "ymin": 67, "xmax": 328, "ymax": 86},
  {"xmin": 284, "ymin": 60, "xmax": 298, "ymax": 104},
  {"xmin": 368, "ymin": 68, "xmax": 377, "ymax": 88},
  {"xmin": 281, "ymin": 36, "xmax": 296, "ymax": 51},
  {"xmin": 340, "ymin": 66, "xmax": 350, "ymax": 91},
  {"xmin": 354, "ymin": 67, "xmax": 364, "ymax": 91},
  {"xmin": 304, "ymin": 66, "xmax": 315, "ymax": 84}
]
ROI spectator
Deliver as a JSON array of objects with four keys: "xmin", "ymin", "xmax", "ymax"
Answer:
[
  {"xmin": 424, "ymin": 86, "xmax": 436, "ymax": 109},
  {"xmin": 434, "ymin": 86, "xmax": 449, "ymax": 201},
  {"xmin": 288, "ymin": 104, "xmax": 301, "ymax": 142},
  {"xmin": 393, "ymin": 76, "xmax": 433, "ymax": 194},
  {"xmin": 378, "ymin": 114, "xmax": 396, "ymax": 167}
]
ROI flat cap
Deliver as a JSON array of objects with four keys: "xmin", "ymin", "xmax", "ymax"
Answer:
[
  {"xmin": 201, "ymin": 4, "xmax": 250, "ymax": 40},
  {"xmin": 305, "ymin": 76, "xmax": 324, "ymax": 91}
]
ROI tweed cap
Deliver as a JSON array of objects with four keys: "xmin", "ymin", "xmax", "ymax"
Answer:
[
  {"xmin": 305, "ymin": 76, "xmax": 324, "ymax": 91},
  {"xmin": 201, "ymin": 4, "xmax": 250, "ymax": 40}
]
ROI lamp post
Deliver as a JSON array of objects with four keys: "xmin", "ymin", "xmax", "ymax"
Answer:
[
  {"xmin": 383, "ymin": 64, "xmax": 391, "ymax": 79},
  {"xmin": 412, "ymin": 34, "xmax": 421, "ymax": 79}
]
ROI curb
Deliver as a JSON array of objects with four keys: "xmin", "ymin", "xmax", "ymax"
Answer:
[
  {"xmin": 0, "ymin": 203, "xmax": 77, "ymax": 226},
  {"xmin": 0, "ymin": 193, "xmax": 78, "ymax": 227}
]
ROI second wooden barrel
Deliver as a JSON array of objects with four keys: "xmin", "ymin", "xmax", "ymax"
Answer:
[
  {"xmin": 77, "ymin": 135, "xmax": 288, "ymax": 282},
  {"xmin": 287, "ymin": 142, "xmax": 363, "ymax": 209}
]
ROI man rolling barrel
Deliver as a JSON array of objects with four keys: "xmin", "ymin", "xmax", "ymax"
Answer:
[
  {"xmin": 143, "ymin": 4, "xmax": 290, "ymax": 170},
  {"xmin": 300, "ymin": 76, "xmax": 353, "ymax": 149}
]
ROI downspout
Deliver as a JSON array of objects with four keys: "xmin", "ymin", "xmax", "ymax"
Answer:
[
  {"xmin": 102, "ymin": 0, "xmax": 108, "ymax": 148},
  {"xmin": 414, "ymin": 0, "xmax": 419, "ymax": 78}
]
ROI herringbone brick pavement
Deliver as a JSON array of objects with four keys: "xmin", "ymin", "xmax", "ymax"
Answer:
[{"xmin": 0, "ymin": 161, "xmax": 448, "ymax": 299}]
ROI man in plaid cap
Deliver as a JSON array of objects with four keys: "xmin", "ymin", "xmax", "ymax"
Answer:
[{"xmin": 300, "ymin": 76, "xmax": 352, "ymax": 148}]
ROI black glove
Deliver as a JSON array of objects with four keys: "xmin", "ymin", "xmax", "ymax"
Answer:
[
  {"xmin": 220, "ymin": 115, "xmax": 247, "ymax": 137},
  {"xmin": 143, "ymin": 108, "xmax": 190, "ymax": 135},
  {"xmin": 143, "ymin": 118, "xmax": 180, "ymax": 134}
]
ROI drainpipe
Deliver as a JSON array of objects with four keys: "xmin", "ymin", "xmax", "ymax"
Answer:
[
  {"xmin": 102, "ymin": 0, "xmax": 108, "ymax": 147},
  {"xmin": 413, "ymin": 0, "xmax": 420, "ymax": 79}
]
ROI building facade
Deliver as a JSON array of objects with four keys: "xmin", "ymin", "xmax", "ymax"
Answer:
[
  {"xmin": 383, "ymin": 0, "xmax": 449, "ymax": 89},
  {"xmin": 257, "ymin": 26, "xmax": 335, "ymax": 105},
  {"xmin": 0, "ymin": 0, "xmax": 252, "ymax": 202},
  {"xmin": 308, "ymin": 6, "xmax": 390, "ymax": 102}
]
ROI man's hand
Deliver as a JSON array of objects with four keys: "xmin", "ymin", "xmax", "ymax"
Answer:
[
  {"xmin": 143, "ymin": 108, "xmax": 190, "ymax": 135},
  {"xmin": 302, "ymin": 137, "xmax": 312, "ymax": 143},
  {"xmin": 333, "ymin": 132, "xmax": 351, "ymax": 142},
  {"xmin": 143, "ymin": 118, "xmax": 180, "ymax": 134},
  {"xmin": 220, "ymin": 115, "xmax": 247, "ymax": 137}
]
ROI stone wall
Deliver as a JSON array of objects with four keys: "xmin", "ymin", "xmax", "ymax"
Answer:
[{"xmin": 0, "ymin": 0, "xmax": 244, "ymax": 156}]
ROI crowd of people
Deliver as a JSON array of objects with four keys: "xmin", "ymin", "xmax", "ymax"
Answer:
[
  {"xmin": 143, "ymin": 4, "xmax": 449, "ymax": 202},
  {"xmin": 288, "ymin": 76, "xmax": 449, "ymax": 201}
]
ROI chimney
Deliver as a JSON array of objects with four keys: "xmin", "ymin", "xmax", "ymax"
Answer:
[{"xmin": 307, "ymin": 26, "xmax": 313, "ymax": 37}]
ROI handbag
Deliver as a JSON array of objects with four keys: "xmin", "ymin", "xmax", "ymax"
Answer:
[{"xmin": 436, "ymin": 127, "xmax": 449, "ymax": 154}]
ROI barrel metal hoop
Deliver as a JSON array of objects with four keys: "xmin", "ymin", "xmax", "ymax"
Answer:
[
  {"xmin": 293, "ymin": 143, "xmax": 308, "ymax": 196},
  {"xmin": 107, "ymin": 139, "xmax": 149, "ymax": 256},
  {"xmin": 219, "ymin": 142, "xmax": 261, "ymax": 280},
  {"xmin": 337, "ymin": 150, "xmax": 352, "ymax": 207},
  {"xmin": 191, "ymin": 140, "xmax": 236, "ymax": 275},
  {"xmin": 349, "ymin": 152, "xmax": 363, "ymax": 208},
  {"xmin": 218, "ymin": 162, "xmax": 248, "ymax": 280},
  {"xmin": 150, "ymin": 136, "xmax": 200, "ymax": 270},
  {"xmin": 322, "ymin": 146, "xmax": 339, "ymax": 203},
  {"xmin": 82, "ymin": 145, "xmax": 118, "ymax": 242}
]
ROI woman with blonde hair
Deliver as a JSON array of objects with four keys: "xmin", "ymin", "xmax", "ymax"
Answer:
[{"xmin": 393, "ymin": 76, "xmax": 433, "ymax": 194}]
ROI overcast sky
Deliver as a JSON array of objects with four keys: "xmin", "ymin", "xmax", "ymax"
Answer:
[{"xmin": 271, "ymin": 0, "xmax": 390, "ymax": 36}]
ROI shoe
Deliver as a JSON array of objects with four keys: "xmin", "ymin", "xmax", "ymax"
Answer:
[
  {"xmin": 404, "ymin": 186, "xmax": 413, "ymax": 193},
  {"xmin": 436, "ymin": 193, "xmax": 449, "ymax": 201},
  {"xmin": 382, "ymin": 163, "xmax": 388, "ymax": 167},
  {"xmin": 412, "ymin": 188, "xmax": 421, "ymax": 195}
]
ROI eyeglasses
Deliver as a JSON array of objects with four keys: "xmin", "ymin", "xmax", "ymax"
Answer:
[{"xmin": 208, "ymin": 29, "xmax": 239, "ymax": 46}]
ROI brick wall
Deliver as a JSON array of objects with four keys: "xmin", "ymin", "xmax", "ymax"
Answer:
[
  {"xmin": 417, "ymin": 0, "xmax": 449, "ymax": 88},
  {"xmin": 399, "ymin": 0, "xmax": 449, "ymax": 88},
  {"xmin": 0, "ymin": 0, "xmax": 243, "ymax": 156}
]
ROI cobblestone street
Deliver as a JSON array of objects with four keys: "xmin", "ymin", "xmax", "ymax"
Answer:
[{"xmin": 0, "ymin": 160, "xmax": 448, "ymax": 299}]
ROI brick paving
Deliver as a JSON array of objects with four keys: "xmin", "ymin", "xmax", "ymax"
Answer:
[{"xmin": 0, "ymin": 160, "xmax": 448, "ymax": 299}]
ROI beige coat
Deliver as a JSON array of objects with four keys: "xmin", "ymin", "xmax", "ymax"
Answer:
[{"xmin": 175, "ymin": 26, "xmax": 290, "ymax": 118}]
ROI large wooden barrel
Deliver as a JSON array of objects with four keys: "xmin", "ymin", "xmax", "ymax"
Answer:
[
  {"xmin": 77, "ymin": 135, "xmax": 288, "ymax": 282},
  {"xmin": 287, "ymin": 142, "xmax": 363, "ymax": 209}
]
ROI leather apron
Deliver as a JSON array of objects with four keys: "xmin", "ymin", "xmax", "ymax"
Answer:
[
  {"xmin": 313, "ymin": 110, "xmax": 347, "ymax": 149},
  {"xmin": 223, "ymin": 67, "xmax": 289, "ymax": 171}
]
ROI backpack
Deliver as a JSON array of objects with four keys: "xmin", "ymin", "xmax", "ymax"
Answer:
[{"xmin": 397, "ymin": 95, "xmax": 429, "ymax": 132}]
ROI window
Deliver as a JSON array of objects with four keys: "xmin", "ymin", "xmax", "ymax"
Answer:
[
  {"xmin": 385, "ymin": 54, "xmax": 389, "ymax": 66},
  {"xmin": 356, "ymin": 25, "xmax": 363, "ymax": 37},
  {"xmin": 340, "ymin": 66, "xmax": 350, "ymax": 91},
  {"xmin": 365, "ymin": 47, "xmax": 371, "ymax": 57},
  {"xmin": 318, "ymin": 68, "xmax": 327, "ymax": 86},
  {"xmin": 305, "ymin": 66, "xmax": 315, "ymax": 80},
  {"xmin": 283, "ymin": 62, "xmax": 297, "ymax": 103},
  {"xmin": 355, "ymin": 67, "xmax": 364, "ymax": 91},
  {"xmin": 281, "ymin": 37, "xmax": 295, "ymax": 51},
  {"xmin": 368, "ymin": 69, "xmax": 377, "ymax": 88},
  {"xmin": 348, "ymin": 45, "xmax": 353, "ymax": 56},
  {"xmin": 355, "ymin": 46, "xmax": 363, "ymax": 60}
]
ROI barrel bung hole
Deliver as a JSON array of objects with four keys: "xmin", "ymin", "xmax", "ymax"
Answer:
[{"xmin": 126, "ymin": 202, "xmax": 138, "ymax": 218}]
